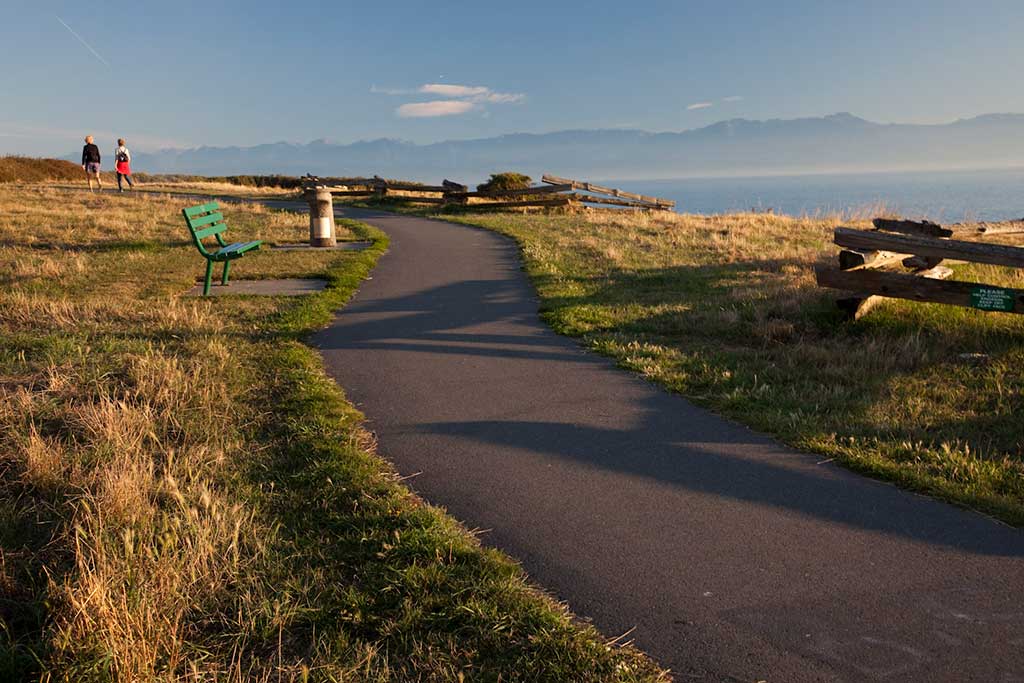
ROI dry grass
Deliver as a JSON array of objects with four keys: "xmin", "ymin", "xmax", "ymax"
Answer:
[
  {"xmin": 0, "ymin": 186, "xmax": 329, "ymax": 680},
  {"xmin": 410, "ymin": 205, "xmax": 1024, "ymax": 524},
  {"xmin": 1, "ymin": 157, "xmax": 307, "ymax": 197},
  {"xmin": 0, "ymin": 157, "xmax": 91, "ymax": 184},
  {"xmin": 0, "ymin": 186, "xmax": 666, "ymax": 681},
  {"xmin": 5, "ymin": 351, "xmax": 253, "ymax": 679},
  {"xmin": 136, "ymin": 182, "xmax": 298, "ymax": 197}
]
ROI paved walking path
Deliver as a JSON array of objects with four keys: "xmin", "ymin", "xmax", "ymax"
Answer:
[{"xmin": 311, "ymin": 207, "xmax": 1024, "ymax": 682}]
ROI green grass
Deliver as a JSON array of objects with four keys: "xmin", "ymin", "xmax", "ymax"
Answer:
[
  {"xmin": 361, "ymin": 200, "xmax": 1024, "ymax": 526},
  {"xmin": 0, "ymin": 186, "xmax": 666, "ymax": 681}
]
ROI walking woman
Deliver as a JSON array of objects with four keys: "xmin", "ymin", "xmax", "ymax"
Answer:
[
  {"xmin": 81, "ymin": 135, "xmax": 102, "ymax": 191},
  {"xmin": 114, "ymin": 138, "xmax": 134, "ymax": 191}
]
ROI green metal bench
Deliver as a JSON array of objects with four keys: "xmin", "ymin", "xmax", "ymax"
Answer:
[{"xmin": 182, "ymin": 201, "xmax": 263, "ymax": 296}]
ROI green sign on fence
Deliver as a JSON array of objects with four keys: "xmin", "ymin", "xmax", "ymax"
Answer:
[{"xmin": 969, "ymin": 286, "xmax": 1016, "ymax": 312}]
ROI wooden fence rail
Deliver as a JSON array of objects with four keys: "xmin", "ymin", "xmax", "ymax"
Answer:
[
  {"xmin": 302, "ymin": 174, "xmax": 677, "ymax": 212},
  {"xmin": 816, "ymin": 217, "xmax": 1024, "ymax": 319},
  {"xmin": 833, "ymin": 227, "xmax": 1024, "ymax": 269},
  {"xmin": 541, "ymin": 174, "xmax": 675, "ymax": 209},
  {"xmin": 446, "ymin": 184, "xmax": 573, "ymax": 199}
]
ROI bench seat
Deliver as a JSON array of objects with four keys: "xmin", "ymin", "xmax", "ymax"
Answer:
[
  {"xmin": 212, "ymin": 240, "xmax": 263, "ymax": 260},
  {"xmin": 182, "ymin": 201, "xmax": 263, "ymax": 295}
]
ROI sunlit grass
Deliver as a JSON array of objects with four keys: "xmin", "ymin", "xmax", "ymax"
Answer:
[
  {"xmin": 392, "ymin": 203, "xmax": 1024, "ymax": 525},
  {"xmin": 0, "ymin": 186, "xmax": 666, "ymax": 681}
]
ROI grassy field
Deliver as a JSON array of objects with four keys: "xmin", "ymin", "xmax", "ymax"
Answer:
[
  {"xmin": 132, "ymin": 182, "xmax": 298, "ymax": 197},
  {"xmin": 0, "ymin": 156, "xmax": 304, "ymax": 197},
  {"xmin": 0, "ymin": 186, "xmax": 665, "ymax": 681},
  {"xmin": 0, "ymin": 157, "xmax": 108, "ymax": 184},
  {"xmin": 373, "ymin": 202, "xmax": 1024, "ymax": 525}
]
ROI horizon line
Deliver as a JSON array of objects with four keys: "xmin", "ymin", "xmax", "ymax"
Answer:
[{"xmin": 13, "ymin": 110, "xmax": 1024, "ymax": 156}]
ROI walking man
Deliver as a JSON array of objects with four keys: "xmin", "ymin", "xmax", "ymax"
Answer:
[
  {"xmin": 81, "ymin": 135, "xmax": 102, "ymax": 192},
  {"xmin": 114, "ymin": 138, "xmax": 134, "ymax": 191}
]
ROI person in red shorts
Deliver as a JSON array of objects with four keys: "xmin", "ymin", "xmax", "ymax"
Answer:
[{"xmin": 114, "ymin": 138, "xmax": 134, "ymax": 191}]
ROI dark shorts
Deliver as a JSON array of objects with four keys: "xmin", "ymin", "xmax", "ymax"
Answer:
[{"xmin": 86, "ymin": 162, "xmax": 100, "ymax": 173}]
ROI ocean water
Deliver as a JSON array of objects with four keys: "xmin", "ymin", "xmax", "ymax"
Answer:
[{"xmin": 605, "ymin": 168, "xmax": 1024, "ymax": 222}]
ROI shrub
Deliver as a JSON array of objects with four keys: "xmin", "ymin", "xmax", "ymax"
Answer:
[{"xmin": 476, "ymin": 172, "xmax": 532, "ymax": 193}]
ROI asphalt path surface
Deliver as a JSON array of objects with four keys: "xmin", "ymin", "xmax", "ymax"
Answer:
[{"xmin": 307, "ymin": 206, "xmax": 1024, "ymax": 682}]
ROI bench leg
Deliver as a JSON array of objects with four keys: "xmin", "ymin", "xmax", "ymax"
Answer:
[
  {"xmin": 222, "ymin": 260, "xmax": 231, "ymax": 286},
  {"xmin": 203, "ymin": 260, "xmax": 214, "ymax": 296}
]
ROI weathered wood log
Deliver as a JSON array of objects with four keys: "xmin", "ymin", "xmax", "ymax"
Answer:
[
  {"xmin": 818, "ymin": 267, "xmax": 1023, "ymax": 316},
  {"xmin": 835, "ymin": 293, "xmax": 884, "ymax": 320},
  {"xmin": 872, "ymin": 218, "xmax": 953, "ymax": 237},
  {"xmin": 311, "ymin": 179, "xmax": 379, "ymax": 188},
  {"xmin": 384, "ymin": 196, "xmax": 448, "ymax": 204},
  {"xmin": 977, "ymin": 222, "xmax": 1024, "ymax": 235},
  {"xmin": 568, "ymin": 193, "xmax": 670, "ymax": 209},
  {"xmin": 464, "ymin": 198, "xmax": 574, "ymax": 209},
  {"xmin": 922, "ymin": 265, "xmax": 955, "ymax": 279},
  {"xmin": 901, "ymin": 255, "xmax": 944, "ymax": 270},
  {"xmin": 449, "ymin": 184, "xmax": 573, "ymax": 199},
  {"xmin": 951, "ymin": 220, "xmax": 1024, "ymax": 236},
  {"xmin": 308, "ymin": 185, "xmax": 372, "ymax": 193},
  {"xmin": 469, "ymin": 194, "xmax": 650, "ymax": 209},
  {"xmin": 372, "ymin": 181, "xmax": 448, "ymax": 193},
  {"xmin": 834, "ymin": 228, "xmax": 1024, "ymax": 269},
  {"xmin": 541, "ymin": 174, "xmax": 675, "ymax": 208},
  {"xmin": 833, "ymin": 265, "xmax": 952, "ymax": 319},
  {"xmin": 442, "ymin": 179, "xmax": 468, "ymax": 192},
  {"xmin": 305, "ymin": 178, "xmax": 382, "ymax": 191},
  {"xmin": 838, "ymin": 249, "xmax": 905, "ymax": 270}
]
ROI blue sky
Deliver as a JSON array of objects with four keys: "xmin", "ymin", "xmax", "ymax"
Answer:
[{"xmin": 3, "ymin": 0, "xmax": 1024, "ymax": 155}]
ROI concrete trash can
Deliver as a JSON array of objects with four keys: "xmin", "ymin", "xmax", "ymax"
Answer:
[{"xmin": 307, "ymin": 188, "xmax": 337, "ymax": 247}]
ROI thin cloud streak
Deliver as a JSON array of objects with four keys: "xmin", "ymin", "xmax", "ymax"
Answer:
[
  {"xmin": 55, "ymin": 15, "xmax": 109, "ymax": 67},
  {"xmin": 687, "ymin": 102, "xmax": 713, "ymax": 110},
  {"xmin": 420, "ymin": 84, "xmax": 489, "ymax": 97},
  {"xmin": 376, "ymin": 83, "xmax": 526, "ymax": 118},
  {"xmin": 479, "ymin": 92, "xmax": 525, "ymax": 104},
  {"xmin": 722, "ymin": 95, "xmax": 744, "ymax": 102},
  {"xmin": 397, "ymin": 100, "xmax": 476, "ymax": 118},
  {"xmin": 370, "ymin": 85, "xmax": 414, "ymax": 96},
  {"xmin": 422, "ymin": 84, "xmax": 524, "ymax": 104}
]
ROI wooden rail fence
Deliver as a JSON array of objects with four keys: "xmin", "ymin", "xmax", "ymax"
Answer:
[
  {"xmin": 540, "ymin": 174, "xmax": 675, "ymax": 209},
  {"xmin": 301, "ymin": 174, "xmax": 676, "ymax": 212},
  {"xmin": 816, "ymin": 217, "xmax": 1024, "ymax": 319}
]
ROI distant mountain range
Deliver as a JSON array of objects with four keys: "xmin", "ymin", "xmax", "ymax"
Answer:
[{"xmin": 119, "ymin": 113, "xmax": 1024, "ymax": 182}]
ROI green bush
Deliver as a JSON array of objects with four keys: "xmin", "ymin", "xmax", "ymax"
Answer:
[{"xmin": 476, "ymin": 172, "xmax": 532, "ymax": 193}]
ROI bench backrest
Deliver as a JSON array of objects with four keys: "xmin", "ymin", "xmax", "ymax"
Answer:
[{"xmin": 182, "ymin": 201, "xmax": 228, "ymax": 255}]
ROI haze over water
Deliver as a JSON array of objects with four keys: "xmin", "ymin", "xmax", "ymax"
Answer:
[{"xmin": 610, "ymin": 167, "xmax": 1024, "ymax": 222}]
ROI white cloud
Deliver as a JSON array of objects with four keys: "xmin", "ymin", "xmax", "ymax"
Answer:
[
  {"xmin": 687, "ymin": 102, "xmax": 713, "ymax": 110},
  {"xmin": 420, "ymin": 84, "xmax": 489, "ymax": 97},
  {"xmin": 377, "ymin": 83, "xmax": 525, "ymax": 118},
  {"xmin": 420, "ymin": 83, "xmax": 524, "ymax": 104},
  {"xmin": 397, "ymin": 100, "xmax": 477, "ymax": 118},
  {"xmin": 722, "ymin": 95, "xmax": 744, "ymax": 102},
  {"xmin": 480, "ymin": 92, "xmax": 525, "ymax": 104}
]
